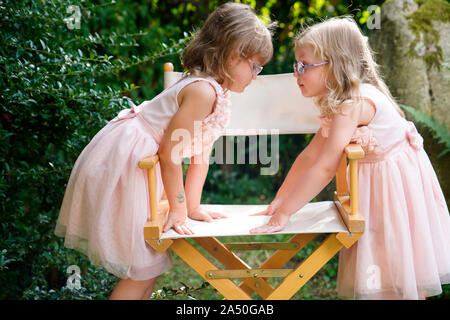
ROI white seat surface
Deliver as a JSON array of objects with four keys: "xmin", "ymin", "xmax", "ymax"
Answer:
[{"xmin": 160, "ymin": 201, "xmax": 348, "ymax": 239}]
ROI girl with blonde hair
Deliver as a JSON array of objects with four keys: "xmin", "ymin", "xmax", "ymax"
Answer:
[
  {"xmin": 55, "ymin": 2, "xmax": 275, "ymax": 299},
  {"xmin": 251, "ymin": 17, "xmax": 450, "ymax": 300}
]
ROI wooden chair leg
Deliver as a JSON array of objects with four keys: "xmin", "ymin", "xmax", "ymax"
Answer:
[
  {"xmin": 258, "ymin": 233, "xmax": 318, "ymax": 269},
  {"xmin": 233, "ymin": 233, "xmax": 317, "ymax": 297},
  {"xmin": 266, "ymin": 234, "xmax": 343, "ymax": 300},
  {"xmin": 193, "ymin": 237, "xmax": 275, "ymax": 299},
  {"xmin": 170, "ymin": 239, "xmax": 252, "ymax": 300}
]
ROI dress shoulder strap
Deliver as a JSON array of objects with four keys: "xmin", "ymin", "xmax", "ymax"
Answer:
[
  {"xmin": 174, "ymin": 75, "xmax": 225, "ymax": 100},
  {"xmin": 359, "ymin": 83, "xmax": 404, "ymax": 122},
  {"xmin": 359, "ymin": 83, "xmax": 388, "ymax": 112}
]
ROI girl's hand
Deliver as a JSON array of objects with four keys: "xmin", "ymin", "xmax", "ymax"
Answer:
[
  {"xmin": 188, "ymin": 206, "xmax": 227, "ymax": 222},
  {"xmin": 250, "ymin": 198, "xmax": 283, "ymax": 216},
  {"xmin": 249, "ymin": 212, "xmax": 291, "ymax": 234},
  {"xmin": 163, "ymin": 210, "xmax": 193, "ymax": 235}
]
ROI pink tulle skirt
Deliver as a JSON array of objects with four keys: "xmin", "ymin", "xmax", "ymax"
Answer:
[
  {"xmin": 55, "ymin": 114, "xmax": 171, "ymax": 280},
  {"xmin": 337, "ymin": 142, "xmax": 450, "ymax": 299}
]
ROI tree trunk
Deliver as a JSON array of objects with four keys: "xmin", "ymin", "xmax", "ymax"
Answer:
[{"xmin": 368, "ymin": 0, "xmax": 450, "ymax": 204}]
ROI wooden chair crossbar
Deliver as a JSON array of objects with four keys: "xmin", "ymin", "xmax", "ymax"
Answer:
[{"xmin": 138, "ymin": 63, "xmax": 365, "ymax": 300}]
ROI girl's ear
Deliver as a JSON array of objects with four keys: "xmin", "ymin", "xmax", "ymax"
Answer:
[{"xmin": 226, "ymin": 49, "xmax": 240, "ymax": 66}]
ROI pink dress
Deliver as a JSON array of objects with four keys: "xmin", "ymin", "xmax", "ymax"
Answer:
[
  {"xmin": 54, "ymin": 76, "xmax": 231, "ymax": 280},
  {"xmin": 319, "ymin": 83, "xmax": 450, "ymax": 299}
]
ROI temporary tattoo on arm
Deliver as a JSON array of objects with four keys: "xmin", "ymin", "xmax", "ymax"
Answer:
[{"xmin": 176, "ymin": 191, "xmax": 185, "ymax": 203}]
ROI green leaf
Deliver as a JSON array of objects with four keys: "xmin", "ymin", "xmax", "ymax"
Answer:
[{"xmin": 399, "ymin": 104, "xmax": 450, "ymax": 158}]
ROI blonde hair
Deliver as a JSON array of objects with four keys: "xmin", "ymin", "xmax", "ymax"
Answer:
[
  {"xmin": 294, "ymin": 17, "xmax": 405, "ymax": 118},
  {"xmin": 182, "ymin": 2, "xmax": 276, "ymax": 83}
]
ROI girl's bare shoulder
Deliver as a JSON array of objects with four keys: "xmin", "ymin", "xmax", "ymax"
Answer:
[{"xmin": 177, "ymin": 79, "xmax": 217, "ymax": 110}]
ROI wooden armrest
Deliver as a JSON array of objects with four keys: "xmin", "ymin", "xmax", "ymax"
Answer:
[
  {"xmin": 344, "ymin": 144, "xmax": 364, "ymax": 159},
  {"xmin": 138, "ymin": 154, "xmax": 172, "ymax": 252},
  {"xmin": 334, "ymin": 193, "xmax": 365, "ymax": 233},
  {"xmin": 336, "ymin": 144, "xmax": 364, "ymax": 195},
  {"xmin": 144, "ymin": 200, "xmax": 169, "ymax": 239},
  {"xmin": 144, "ymin": 200, "xmax": 173, "ymax": 253},
  {"xmin": 138, "ymin": 155, "xmax": 159, "ymax": 169},
  {"xmin": 335, "ymin": 143, "xmax": 365, "ymax": 233},
  {"xmin": 346, "ymin": 144, "xmax": 364, "ymax": 215},
  {"xmin": 138, "ymin": 153, "xmax": 166, "ymax": 225}
]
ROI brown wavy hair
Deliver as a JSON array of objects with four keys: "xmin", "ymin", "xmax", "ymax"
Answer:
[{"xmin": 182, "ymin": 2, "xmax": 276, "ymax": 83}]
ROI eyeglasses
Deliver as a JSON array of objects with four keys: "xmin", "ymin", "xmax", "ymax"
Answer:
[
  {"xmin": 242, "ymin": 54, "xmax": 263, "ymax": 76},
  {"xmin": 293, "ymin": 61, "xmax": 328, "ymax": 75}
]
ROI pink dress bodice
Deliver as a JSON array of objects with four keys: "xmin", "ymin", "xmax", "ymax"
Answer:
[
  {"xmin": 112, "ymin": 76, "xmax": 231, "ymax": 157},
  {"xmin": 317, "ymin": 83, "xmax": 423, "ymax": 161}
]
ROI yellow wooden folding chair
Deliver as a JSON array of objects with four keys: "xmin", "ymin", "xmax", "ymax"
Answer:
[{"xmin": 138, "ymin": 63, "xmax": 365, "ymax": 300}]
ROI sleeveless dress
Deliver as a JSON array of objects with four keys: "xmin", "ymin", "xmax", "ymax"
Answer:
[
  {"xmin": 319, "ymin": 83, "xmax": 450, "ymax": 299},
  {"xmin": 54, "ymin": 76, "xmax": 231, "ymax": 280}
]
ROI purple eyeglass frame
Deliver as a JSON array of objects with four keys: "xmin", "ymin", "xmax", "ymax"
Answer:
[
  {"xmin": 293, "ymin": 61, "xmax": 328, "ymax": 75},
  {"xmin": 241, "ymin": 54, "xmax": 263, "ymax": 76}
]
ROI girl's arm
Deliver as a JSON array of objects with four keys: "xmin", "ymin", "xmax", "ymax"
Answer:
[
  {"xmin": 185, "ymin": 154, "xmax": 209, "ymax": 213},
  {"xmin": 253, "ymin": 130, "xmax": 326, "ymax": 216},
  {"xmin": 184, "ymin": 151, "xmax": 227, "ymax": 221},
  {"xmin": 159, "ymin": 81, "xmax": 217, "ymax": 234},
  {"xmin": 250, "ymin": 105, "xmax": 360, "ymax": 234}
]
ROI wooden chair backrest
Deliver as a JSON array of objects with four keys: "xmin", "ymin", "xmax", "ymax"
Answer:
[{"xmin": 164, "ymin": 67, "xmax": 320, "ymax": 135}]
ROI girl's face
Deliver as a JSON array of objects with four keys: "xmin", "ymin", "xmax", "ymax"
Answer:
[
  {"xmin": 222, "ymin": 51, "xmax": 264, "ymax": 93},
  {"xmin": 293, "ymin": 45, "xmax": 329, "ymax": 98}
]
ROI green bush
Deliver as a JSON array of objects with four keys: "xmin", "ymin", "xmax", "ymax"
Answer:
[{"xmin": 0, "ymin": 0, "xmax": 186, "ymax": 299}]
